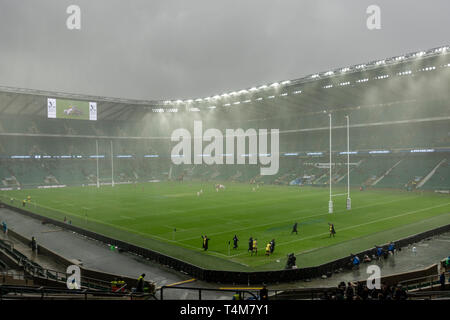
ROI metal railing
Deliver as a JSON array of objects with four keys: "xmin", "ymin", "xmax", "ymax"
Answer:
[
  {"xmin": 159, "ymin": 285, "xmax": 336, "ymax": 300},
  {"xmin": 399, "ymin": 271, "xmax": 450, "ymax": 291},
  {"xmin": 407, "ymin": 290, "xmax": 450, "ymax": 300},
  {"xmin": 160, "ymin": 285, "xmax": 259, "ymax": 301},
  {"xmin": 0, "ymin": 284, "xmax": 153, "ymax": 300},
  {"xmin": 0, "ymin": 238, "xmax": 114, "ymax": 291}
]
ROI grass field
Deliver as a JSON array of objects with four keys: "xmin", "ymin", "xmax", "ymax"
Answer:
[{"xmin": 1, "ymin": 182, "xmax": 449, "ymax": 271}]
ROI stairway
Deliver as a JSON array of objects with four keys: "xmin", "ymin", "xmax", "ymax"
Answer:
[
  {"xmin": 417, "ymin": 159, "xmax": 446, "ymax": 189},
  {"xmin": 372, "ymin": 159, "xmax": 403, "ymax": 186}
]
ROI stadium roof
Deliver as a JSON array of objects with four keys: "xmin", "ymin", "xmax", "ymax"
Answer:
[{"xmin": 0, "ymin": 45, "xmax": 448, "ymax": 121}]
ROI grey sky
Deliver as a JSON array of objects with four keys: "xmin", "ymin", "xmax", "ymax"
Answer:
[{"xmin": 0, "ymin": 0, "xmax": 449, "ymax": 101}]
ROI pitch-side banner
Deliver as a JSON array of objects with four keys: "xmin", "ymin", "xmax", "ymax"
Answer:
[{"xmin": 47, "ymin": 98, "xmax": 97, "ymax": 121}]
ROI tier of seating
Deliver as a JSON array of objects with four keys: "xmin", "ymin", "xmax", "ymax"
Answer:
[{"xmin": 1, "ymin": 152, "xmax": 449, "ymax": 190}]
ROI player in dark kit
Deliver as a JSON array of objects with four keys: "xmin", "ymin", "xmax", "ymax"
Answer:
[
  {"xmin": 291, "ymin": 222, "xmax": 298, "ymax": 234},
  {"xmin": 233, "ymin": 235, "xmax": 239, "ymax": 249},
  {"xmin": 270, "ymin": 239, "xmax": 275, "ymax": 254},
  {"xmin": 248, "ymin": 237, "xmax": 253, "ymax": 252}
]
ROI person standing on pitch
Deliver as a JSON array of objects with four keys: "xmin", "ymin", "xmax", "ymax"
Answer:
[
  {"xmin": 265, "ymin": 242, "xmax": 271, "ymax": 256},
  {"xmin": 270, "ymin": 239, "xmax": 275, "ymax": 254},
  {"xmin": 248, "ymin": 237, "xmax": 253, "ymax": 253},
  {"xmin": 329, "ymin": 223, "xmax": 336, "ymax": 238},
  {"xmin": 252, "ymin": 238, "xmax": 258, "ymax": 256},
  {"xmin": 291, "ymin": 222, "xmax": 298, "ymax": 235},
  {"xmin": 233, "ymin": 235, "xmax": 239, "ymax": 249},
  {"xmin": 202, "ymin": 235, "xmax": 210, "ymax": 251}
]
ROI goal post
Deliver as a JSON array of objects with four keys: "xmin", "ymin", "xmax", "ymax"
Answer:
[{"xmin": 346, "ymin": 115, "xmax": 351, "ymax": 210}]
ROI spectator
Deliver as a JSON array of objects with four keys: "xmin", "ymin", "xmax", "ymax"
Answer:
[
  {"xmin": 117, "ymin": 278, "xmax": 126, "ymax": 292},
  {"xmin": 136, "ymin": 273, "xmax": 145, "ymax": 293},
  {"xmin": 30, "ymin": 237, "xmax": 37, "ymax": 252},
  {"xmin": 393, "ymin": 284, "xmax": 407, "ymax": 300},
  {"xmin": 375, "ymin": 246, "xmax": 384, "ymax": 260},
  {"xmin": 259, "ymin": 284, "xmax": 269, "ymax": 301},
  {"xmin": 352, "ymin": 255, "xmax": 360, "ymax": 268},
  {"xmin": 381, "ymin": 284, "xmax": 392, "ymax": 300},
  {"xmin": 388, "ymin": 242, "xmax": 395, "ymax": 255},
  {"xmin": 1, "ymin": 221, "xmax": 7, "ymax": 235},
  {"xmin": 111, "ymin": 278, "xmax": 118, "ymax": 292},
  {"xmin": 285, "ymin": 253, "xmax": 296, "ymax": 269},
  {"xmin": 345, "ymin": 282, "xmax": 354, "ymax": 301},
  {"xmin": 440, "ymin": 272, "xmax": 446, "ymax": 291},
  {"xmin": 361, "ymin": 286, "xmax": 369, "ymax": 300},
  {"xmin": 335, "ymin": 288, "xmax": 345, "ymax": 300},
  {"xmin": 232, "ymin": 292, "xmax": 241, "ymax": 300}
]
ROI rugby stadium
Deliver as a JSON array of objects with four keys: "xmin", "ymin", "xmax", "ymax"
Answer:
[{"xmin": 1, "ymin": 44, "xmax": 450, "ymax": 303}]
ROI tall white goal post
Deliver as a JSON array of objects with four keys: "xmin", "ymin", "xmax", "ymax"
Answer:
[
  {"xmin": 328, "ymin": 114, "xmax": 352, "ymax": 213},
  {"xmin": 346, "ymin": 115, "xmax": 351, "ymax": 210}
]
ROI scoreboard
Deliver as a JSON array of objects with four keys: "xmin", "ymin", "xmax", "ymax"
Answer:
[{"xmin": 47, "ymin": 98, "xmax": 97, "ymax": 120}]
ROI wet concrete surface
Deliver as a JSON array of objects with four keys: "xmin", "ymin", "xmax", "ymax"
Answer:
[
  {"xmin": 278, "ymin": 232, "xmax": 450, "ymax": 289},
  {"xmin": 1, "ymin": 207, "xmax": 449, "ymax": 300}
]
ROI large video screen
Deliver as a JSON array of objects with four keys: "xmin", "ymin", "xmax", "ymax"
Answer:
[{"xmin": 47, "ymin": 98, "xmax": 97, "ymax": 120}]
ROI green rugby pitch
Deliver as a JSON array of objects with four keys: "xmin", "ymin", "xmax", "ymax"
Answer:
[{"xmin": 1, "ymin": 182, "xmax": 449, "ymax": 271}]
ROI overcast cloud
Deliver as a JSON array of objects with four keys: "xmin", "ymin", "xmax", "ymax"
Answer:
[{"xmin": 0, "ymin": 0, "xmax": 449, "ymax": 101}]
